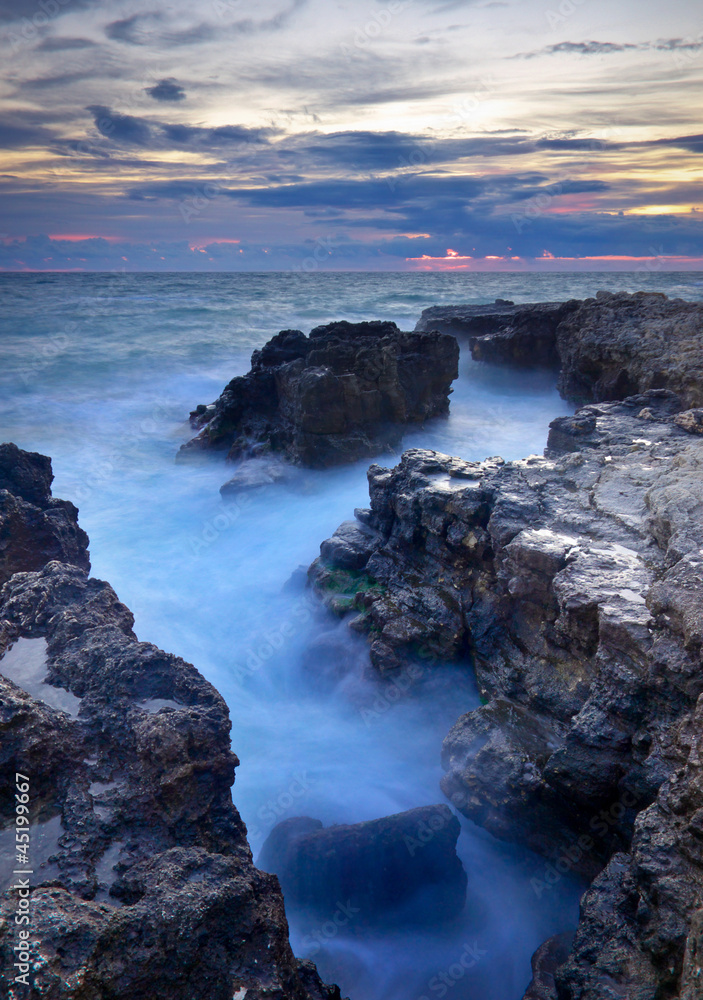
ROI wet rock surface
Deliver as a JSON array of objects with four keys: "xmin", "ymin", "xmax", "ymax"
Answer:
[
  {"xmin": 179, "ymin": 321, "xmax": 459, "ymax": 470},
  {"xmin": 310, "ymin": 388, "xmax": 703, "ymax": 998},
  {"xmin": 0, "ymin": 447, "xmax": 341, "ymax": 1000},
  {"xmin": 257, "ymin": 805, "xmax": 467, "ymax": 927}
]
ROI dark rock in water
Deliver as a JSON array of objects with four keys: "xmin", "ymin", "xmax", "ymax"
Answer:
[
  {"xmin": 220, "ymin": 456, "xmax": 299, "ymax": 495},
  {"xmin": 179, "ymin": 321, "xmax": 459, "ymax": 470},
  {"xmin": 415, "ymin": 299, "xmax": 579, "ymax": 368},
  {"xmin": 0, "ymin": 446, "xmax": 341, "ymax": 1000},
  {"xmin": 311, "ymin": 391, "xmax": 703, "ymax": 996},
  {"xmin": 0, "ymin": 442, "xmax": 90, "ymax": 587},
  {"xmin": 257, "ymin": 806, "xmax": 467, "ymax": 926},
  {"xmin": 523, "ymin": 932, "xmax": 574, "ymax": 1000},
  {"xmin": 418, "ymin": 291, "xmax": 703, "ymax": 408}
]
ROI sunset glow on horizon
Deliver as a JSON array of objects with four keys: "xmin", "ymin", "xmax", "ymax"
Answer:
[{"xmin": 0, "ymin": 0, "xmax": 702, "ymax": 271}]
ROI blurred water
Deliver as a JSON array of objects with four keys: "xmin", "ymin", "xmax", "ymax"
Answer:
[{"xmin": 2, "ymin": 270, "xmax": 701, "ymax": 999}]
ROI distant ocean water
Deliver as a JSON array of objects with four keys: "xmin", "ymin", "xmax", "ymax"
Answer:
[{"xmin": 2, "ymin": 270, "xmax": 701, "ymax": 1000}]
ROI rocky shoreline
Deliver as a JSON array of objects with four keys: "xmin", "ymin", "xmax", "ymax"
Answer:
[
  {"xmin": 0, "ymin": 445, "xmax": 341, "ymax": 1000},
  {"xmin": 310, "ymin": 289, "xmax": 703, "ymax": 998},
  {"xmin": 5, "ymin": 289, "xmax": 703, "ymax": 999}
]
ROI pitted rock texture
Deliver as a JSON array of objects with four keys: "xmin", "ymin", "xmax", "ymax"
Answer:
[
  {"xmin": 179, "ymin": 321, "xmax": 459, "ymax": 472},
  {"xmin": 257, "ymin": 805, "xmax": 467, "ymax": 926},
  {"xmin": 555, "ymin": 291, "xmax": 703, "ymax": 407},
  {"xmin": 310, "ymin": 389, "xmax": 703, "ymax": 996},
  {"xmin": 0, "ymin": 447, "xmax": 340, "ymax": 1000}
]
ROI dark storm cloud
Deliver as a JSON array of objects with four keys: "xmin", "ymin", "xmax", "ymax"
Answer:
[{"xmin": 145, "ymin": 78, "xmax": 186, "ymax": 102}]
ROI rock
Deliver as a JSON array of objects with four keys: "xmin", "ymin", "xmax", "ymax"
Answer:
[
  {"xmin": 419, "ymin": 292, "xmax": 703, "ymax": 410},
  {"xmin": 522, "ymin": 932, "xmax": 574, "ymax": 1000},
  {"xmin": 555, "ymin": 696, "xmax": 703, "ymax": 999},
  {"xmin": 310, "ymin": 391, "xmax": 703, "ymax": 861},
  {"xmin": 220, "ymin": 456, "xmax": 298, "ymax": 495},
  {"xmin": 675, "ymin": 408, "xmax": 703, "ymax": 435},
  {"xmin": 556, "ymin": 291, "xmax": 703, "ymax": 406},
  {"xmin": 415, "ymin": 299, "xmax": 580, "ymax": 366},
  {"xmin": 310, "ymin": 389, "xmax": 703, "ymax": 997},
  {"xmin": 257, "ymin": 805, "xmax": 467, "ymax": 926},
  {"xmin": 0, "ymin": 442, "xmax": 90, "ymax": 588},
  {"xmin": 0, "ymin": 447, "xmax": 341, "ymax": 1000},
  {"xmin": 179, "ymin": 321, "xmax": 459, "ymax": 470}
]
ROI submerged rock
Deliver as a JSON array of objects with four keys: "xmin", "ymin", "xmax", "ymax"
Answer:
[
  {"xmin": 179, "ymin": 321, "xmax": 459, "ymax": 470},
  {"xmin": 257, "ymin": 805, "xmax": 467, "ymax": 926},
  {"xmin": 0, "ymin": 446, "xmax": 341, "ymax": 1000},
  {"xmin": 310, "ymin": 389, "xmax": 703, "ymax": 997}
]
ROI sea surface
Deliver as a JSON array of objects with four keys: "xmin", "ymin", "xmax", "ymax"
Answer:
[{"xmin": 2, "ymin": 270, "xmax": 702, "ymax": 999}]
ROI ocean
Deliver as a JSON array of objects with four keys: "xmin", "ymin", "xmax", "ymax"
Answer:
[{"xmin": 2, "ymin": 269, "xmax": 702, "ymax": 999}]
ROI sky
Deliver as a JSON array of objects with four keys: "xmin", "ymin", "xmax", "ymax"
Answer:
[{"xmin": 0, "ymin": 0, "xmax": 702, "ymax": 270}]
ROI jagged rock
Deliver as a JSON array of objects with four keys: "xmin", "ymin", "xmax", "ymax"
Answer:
[
  {"xmin": 0, "ymin": 442, "xmax": 89, "ymax": 587},
  {"xmin": 418, "ymin": 292, "xmax": 703, "ymax": 408},
  {"xmin": 179, "ymin": 321, "xmax": 459, "ymax": 469},
  {"xmin": 257, "ymin": 805, "xmax": 467, "ymax": 926},
  {"xmin": 310, "ymin": 388, "xmax": 703, "ymax": 997},
  {"xmin": 555, "ymin": 291, "xmax": 703, "ymax": 406},
  {"xmin": 415, "ymin": 299, "xmax": 580, "ymax": 367},
  {"xmin": 310, "ymin": 391, "xmax": 703, "ymax": 857},
  {"xmin": 0, "ymin": 447, "xmax": 340, "ymax": 1000},
  {"xmin": 523, "ymin": 932, "xmax": 574, "ymax": 1000}
]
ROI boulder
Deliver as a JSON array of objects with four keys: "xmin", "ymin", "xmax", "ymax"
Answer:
[
  {"xmin": 257, "ymin": 805, "xmax": 467, "ymax": 926},
  {"xmin": 179, "ymin": 321, "xmax": 459, "ymax": 470}
]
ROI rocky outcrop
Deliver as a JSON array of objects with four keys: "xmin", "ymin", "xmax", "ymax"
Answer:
[
  {"xmin": 417, "ymin": 292, "xmax": 703, "ymax": 408},
  {"xmin": 179, "ymin": 321, "xmax": 459, "ymax": 474},
  {"xmin": 0, "ymin": 442, "xmax": 90, "ymax": 587},
  {"xmin": 555, "ymin": 291, "xmax": 703, "ymax": 406},
  {"xmin": 0, "ymin": 447, "xmax": 340, "ymax": 1000},
  {"xmin": 309, "ymin": 390, "xmax": 703, "ymax": 997},
  {"xmin": 415, "ymin": 298, "xmax": 579, "ymax": 367},
  {"xmin": 257, "ymin": 806, "xmax": 467, "ymax": 927}
]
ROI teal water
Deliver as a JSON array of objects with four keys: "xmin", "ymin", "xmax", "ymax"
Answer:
[{"xmin": 2, "ymin": 270, "xmax": 701, "ymax": 999}]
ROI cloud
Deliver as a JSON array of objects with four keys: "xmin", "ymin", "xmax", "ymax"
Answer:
[
  {"xmin": 516, "ymin": 39, "xmax": 639, "ymax": 59},
  {"xmin": 515, "ymin": 36, "xmax": 703, "ymax": 60},
  {"xmin": 145, "ymin": 77, "xmax": 186, "ymax": 102},
  {"xmin": 86, "ymin": 106, "xmax": 274, "ymax": 149},
  {"xmin": 0, "ymin": 0, "xmax": 98, "ymax": 24},
  {"xmin": 0, "ymin": 116, "xmax": 52, "ymax": 147},
  {"xmin": 87, "ymin": 105, "xmax": 153, "ymax": 145},
  {"xmin": 37, "ymin": 36, "xmax": 96, "ymax": 50},
  {"xmin": 105, "ymin": 1, "xmax": 306, "ymax": 47}
]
